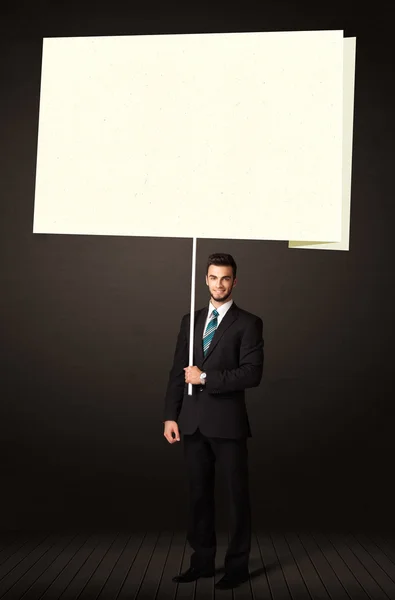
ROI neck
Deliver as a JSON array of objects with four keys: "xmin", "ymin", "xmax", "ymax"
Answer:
[{"xmin": 211, "ymin": 296, "xmax": 232, "ymax": 309}]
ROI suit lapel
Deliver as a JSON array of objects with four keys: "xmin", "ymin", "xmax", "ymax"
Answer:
[
  {"xmin": 194, "ymin": 308, "xmax": 207, "ymax": 366},
  {"xmin": 194, "ymin": 302, "xmax": 239, "ymax": 365}
]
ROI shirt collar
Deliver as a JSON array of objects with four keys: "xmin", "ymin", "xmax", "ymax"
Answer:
[{"xmin": 208, "ymin": 298, "xmax": 233, "ymax": 317}]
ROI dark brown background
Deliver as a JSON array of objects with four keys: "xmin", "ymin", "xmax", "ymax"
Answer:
[{"xmin": 1, "ymin": 1, "xmax": 393, "ymax": 532}]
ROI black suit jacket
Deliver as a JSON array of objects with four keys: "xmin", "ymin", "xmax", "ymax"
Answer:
[{"xmin": 163, "ymin": 301, "xmax": 264, "ymax": 438}]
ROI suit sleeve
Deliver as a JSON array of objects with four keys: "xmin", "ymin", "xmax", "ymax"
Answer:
[
  {"xmin": 204, "ymin": 316, "xmax": 264, "ymax": 394},
  {"xmin": 163, "ymin": 314, "xmax": 188, "ymax": 422}
]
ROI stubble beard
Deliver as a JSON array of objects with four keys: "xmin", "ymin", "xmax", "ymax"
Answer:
[{"xmin": 210, "ymin": 287, "xmax": 232, "ymax": 304}]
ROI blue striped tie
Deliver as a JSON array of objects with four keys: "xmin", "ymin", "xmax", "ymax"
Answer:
[{"xmin": 203, "ymin": 309, "xmax": 219, "ymax": 357}]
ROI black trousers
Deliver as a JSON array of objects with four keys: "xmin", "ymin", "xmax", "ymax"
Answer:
[{"xmin": 182, "ymin": 427, "xmax": 251, "ymax": 574}]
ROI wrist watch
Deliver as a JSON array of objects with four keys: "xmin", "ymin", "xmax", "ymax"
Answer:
[{"xmin": 200, "ymin": 372, "xmax": 207, "ymax": 384}]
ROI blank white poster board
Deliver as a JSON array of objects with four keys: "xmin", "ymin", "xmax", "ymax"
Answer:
[{"xmin": 33, "ymin": 30, "xmax": 351, "ymax": 244}]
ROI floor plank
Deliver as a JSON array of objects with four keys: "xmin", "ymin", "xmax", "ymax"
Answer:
[
  {"xmin": 116, "ymin": 532, "xmax": 160, "ymax": 600},
  {"xmin": 297, "ymin": 532, "xmax": 350, "ymax": 600},
  {"xmin": 78, "ymin": 532, "xmax": 131, "ymax": 600},
  {"xmin": 20, "ymin": 534, "xmax": 90, "ymax": 600},
  {"xmin": 1, "ymin": 533, "xmax": 75, "ymax": 600},
  {"xmin": 248, "ymin": 532, "xmax": 271, "ymax": 600},
  {"xmin": 0, "ymin": 535, "xmax": 54, "ymax": 598},
  {"xmin": 0, "ymin": 535, "xmax": 26, "ymax": 560},
  {"xmin": 369, "ymin": 535, "xmax": 395, "ymax": 566},
  {"xmin": 156, "ymin": 530, "xmax": 185, "ymax": 600},
  {"xmin": 355, "ymin": 533, "xmax": 395, "ymax": 582},
  {"xmin": 96, "ymin": 533, "xmax": 145, "ymax": 600},
  {"xmin": 270, "ymin": 532, "xmax": 310, "ymax": 600},
  {"xmin": 345, "ymin": 533, "xmax": 395, "ymax": 598},
  {"xmin": 134, "ymin": 531, "xmax": 173, "ymax": 600},
  {"xmin": 55, "ymin": 532, "xmax": 118, "ymax": 600},
  {"xmin": 327, "ymin": 533, "xmax": 390, "ymax": 600},
  {"xmin": 39, "ymin": 533, "xmax": 110, "ymax": 600},
  {"xmin": 0, "ymin": 531, "xmax": 393, "ymax": 600},
  {"xmin": 0, "ymin": 535, "xmax": 48, "ymax": 583},
  {"xmin": 0, "ymin": 536, "xmax": 30, "ymax": 569},
  {"xmin": 284, "ymin": 532, "xmax": 331, "ymax": 600},
  {"xmin": 312, "ymin": 532, "xmax": 371, "ymax": 600},
  {"xmin": 256, "ymin": 532, "xmax": 292, "ymax": 600}
]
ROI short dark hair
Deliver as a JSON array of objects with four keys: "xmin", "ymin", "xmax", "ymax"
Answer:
[{"xmin": 206, "ymin": 253, "xmax": 237, "ymax": 279}]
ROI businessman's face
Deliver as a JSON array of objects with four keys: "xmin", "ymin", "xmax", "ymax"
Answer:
[{"xmin": 205, "ymin": 265, "xmax": 237, "ymax": 305}]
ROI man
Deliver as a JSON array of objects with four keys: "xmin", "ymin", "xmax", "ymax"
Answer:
[{"xmin": 163, "ymin": 253, "xmax": 264, "ymax": 590}]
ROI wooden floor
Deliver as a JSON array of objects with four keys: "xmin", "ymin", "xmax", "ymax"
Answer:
[{"xmin": 0, "ymin": 530, "xmax": 395, "ymax": 599}]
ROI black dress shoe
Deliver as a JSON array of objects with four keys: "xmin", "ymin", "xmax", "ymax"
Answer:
[
  {"xmin": 214, "ymin": 571, "xmax": 249, "ymax": 589},
  {"xmin": 172, "ymin": 565, "xmax": 215, "ymax": 583}
]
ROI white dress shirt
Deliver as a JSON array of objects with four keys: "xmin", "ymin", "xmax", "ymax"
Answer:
[{"xmin": 202, "ymin": 298, "xmax": 234, "ymax": 337}]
